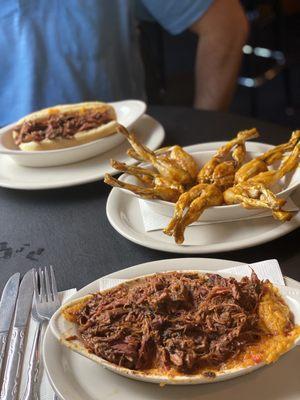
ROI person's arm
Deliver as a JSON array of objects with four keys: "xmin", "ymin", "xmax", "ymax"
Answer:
[{"xmin": 190, "ymin": 0, "xmax": 249, "ymax": 111}]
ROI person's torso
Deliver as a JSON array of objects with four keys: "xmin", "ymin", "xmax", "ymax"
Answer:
[{"xmin": 0, "ymin": 0, "xmax": 145, "ymax": 125}]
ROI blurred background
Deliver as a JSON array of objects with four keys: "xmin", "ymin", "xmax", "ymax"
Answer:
[{"xmin": 138, "ymin": 0, "xmax": 300, "ymax": 128}]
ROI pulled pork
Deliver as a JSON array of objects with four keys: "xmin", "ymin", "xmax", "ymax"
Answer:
[
  {"xmin": 74, "ymin": 272, "xmax": 264, "ymax": 374},
  {"xmin": 13, "ymin": 110, "xmax": 113, "ymax": 145}
]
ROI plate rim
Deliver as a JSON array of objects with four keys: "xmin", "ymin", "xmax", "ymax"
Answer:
[
  {"xmin": 0, "ymin": 114, "xmax": 165, "ymax": 190},
  {"xmin": 106, "ymin": 187, "xmax": 300, "ymax": 254}
]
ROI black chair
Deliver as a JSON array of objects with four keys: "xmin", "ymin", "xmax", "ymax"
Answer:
[{"xmin": 239, "ymin": 0, "xmax": 293, "ymax": 116}]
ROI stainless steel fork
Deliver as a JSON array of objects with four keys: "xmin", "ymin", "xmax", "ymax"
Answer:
[
  {"xmin": 34, "ymin": 266, "xmax": 60, "ymax": 322},
  {"xmin": 21, "ymin": 266, "xmax": 61, "ymax": 400}
]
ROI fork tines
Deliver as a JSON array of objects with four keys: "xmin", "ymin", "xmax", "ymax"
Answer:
[{"xmin": 33, "ymin": 266, "xmax": 60, "ymax": 319}]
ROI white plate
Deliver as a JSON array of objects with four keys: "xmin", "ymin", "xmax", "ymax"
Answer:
[
  {"xmin": 0, "ymin": 100, "xmax": 146, "ymax": 168},
  {"xmin": 0, "ymin": 114, "xmax": 164, "ymax": 190},
  {"xmin": 118, "ymin": 150, "xmax": 300, "ymax": 222},
  {"xmin": 43, "ymin": 258, "xmax": 300, "ymax": 400},
  {"xmin": 105, "ymin": 141, "xmax": 300, "ymax": 253},
  {"xmin": 106, "ymin": 186, "xmax": 300, "ymax": 253},
  {"xmin": 50, "ymin": 269, "xmax": 300, "ymax": 385}
]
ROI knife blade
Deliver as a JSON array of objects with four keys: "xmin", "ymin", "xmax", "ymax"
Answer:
[
  {"xmin": 1, "ymin": 269, "xmax": 33, "ymax": 400},
  {"xmin": 0, "ymin": 273, "xmax": 20, "ymax": 377}
]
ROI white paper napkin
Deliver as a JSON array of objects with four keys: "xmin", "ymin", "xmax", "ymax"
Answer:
[
  {"xmin": 99, "ymin": 259, "xmax": 285, "ymax": 291},
  {"xmin": 218, "ymin": 259, "xmax": 285, "ymax": 285},
  {"xmin": 19, "ymin": 288, "xmax": 76, "ymax": 400},
  {"xmin": 139, "ymin": 198, "xmax": 299, "ymax": 232}
]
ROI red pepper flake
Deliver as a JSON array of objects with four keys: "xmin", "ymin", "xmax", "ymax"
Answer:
[{"xmin": 251, "ymin": 354, "xmax": 262, "ymax": 363}]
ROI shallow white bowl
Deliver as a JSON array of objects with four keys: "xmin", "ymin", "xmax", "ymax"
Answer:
[
  {"xmin": 50, "ymin": 269, "xmax": 300, "ymax": 385},
  {"xmin": 118, "ymin": 150, "xmax": 300, "ymax": 222},
  {"xmin": 0, "ymin": 100, "xmax": 146, "ymax": 168}
]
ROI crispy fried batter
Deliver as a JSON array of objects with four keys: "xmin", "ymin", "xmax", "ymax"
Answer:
[
  {"xmin": 110, "ymin": 159, "xmax": 185, "ymax": 194},
  {"xmin": 172, "ymin": 184, "xmax": 223, "ymax": 244},
  {"xmin": 118, "ymin": 125, "xmax": 193, "ymax": 185},
  {"xmin": 235, "ymin": 131, "xmax": 300, "ymax": 183},
  {"xmin": 104, "ymin": 174, "xmax": 182, "ymax": 203},
  {"xmin": 224, "ymin": 142, "xmax": 299, "ymax": 221},
  {"xmin": 197, "ymin": 128, "xmax": 259, "ymax": 184},
  {"xmin": 165, "ymin": 130, "xmax": 258, "ymax": 243},
  {"xmin": 105, "ymin": 125, "xmax": 299, "ymax": 245}
]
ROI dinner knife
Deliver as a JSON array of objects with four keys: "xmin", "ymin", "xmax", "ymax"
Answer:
[
  {"xmin": 0, "ymin": 273, "xmax": 20, "ymax": 377},
  {"xmin": 0, "ymin": 270, "xmax": 33, "ymax": 400}
]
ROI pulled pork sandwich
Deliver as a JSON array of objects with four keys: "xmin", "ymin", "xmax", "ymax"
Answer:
[
  {"xmin": 12, "ymin": 102, "xmax": 118, "ymax": 151},
  {"xmin": 59, "ymin": 271, "xmax": 300, "ymax": 378}
]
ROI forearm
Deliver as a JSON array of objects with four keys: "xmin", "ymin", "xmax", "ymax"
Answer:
[
  {"xmin": 193, "ymin": 33, "xmax": 244, "ymax": 111},
  {"xmin": 191, "ymin": 0, "xmax": 249, "ymax": 111}
]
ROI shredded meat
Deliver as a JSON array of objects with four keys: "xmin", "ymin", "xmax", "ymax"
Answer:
[
  {"xmin": 73, "ymin": 272, "xmax": 264, "ymax": 374},
  {"xmin": 13, "ymin": 110, "xmax": 113, "ymax": 145}
]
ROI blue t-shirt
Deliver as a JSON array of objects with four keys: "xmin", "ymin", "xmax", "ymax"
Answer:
[{"xmin": 0, "ymin": 0, "xmax": 212, "ymax": 125}]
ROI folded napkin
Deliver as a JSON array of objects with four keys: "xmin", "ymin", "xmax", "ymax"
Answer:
[
  {"xmin": 218, "ymin": 259, "xmax": 285, "ymax": 285},
  {"xmin": 99, "ymin": 259, "xmax": 285, "ymax": 291},
  {"xmin": 139, "ymin": 197, "xmax": 299, "ymax": 232},
  {"xmin": 19, "ymin": 289, "xmax": 76, "ymax": 400}
]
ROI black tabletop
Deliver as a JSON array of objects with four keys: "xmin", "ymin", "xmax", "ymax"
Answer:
[{"xmin": 0, "ymin": 106, "xmax": 299, "ymax": 292}]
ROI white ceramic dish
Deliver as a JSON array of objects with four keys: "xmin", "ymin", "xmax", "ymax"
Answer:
[
  {"xmin": 118, "ymin": 150, "xmax": 300, "ymax": 222},
  {"xmin": 50, "ymin": 269, "xmax": 300, "ymax": 385},
  {"xmin": 43, "ymin": 258, "xmax": 300, "ymax": 400},
  {"xmin": 0, "ymin": 114, "xmax": 164, "ymax": 190},
  {"xmin": 106, "ymin": 185, "xmax": 300, "ymax": 253},
  {"xmin": 0, "ymin": 100, "xmax": 146, "ymax": 167}
]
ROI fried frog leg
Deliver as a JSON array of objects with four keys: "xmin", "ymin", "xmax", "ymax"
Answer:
[
  {"xmin": 163, "ymin": 183, "xmax": 211, "ymax": 236},
  {"xmin": 197, "ymin": 128, "xmax": 259, "ymax": 184},
  {"xmin": 173, "ymin": 184, "xmax": 224, "ymax": 244},
  {"xmin": 118, "ymin": 125, "xmax": 193, "ymax": 185},
  {"xmin": 223, "ymin": 183, "xmax": 292, "ymax": 221},
  {"xmin": 224, "ymin": 144, "xmax": 299, "ymax": 221},
  {"xmin": 110, "ymin": 159, "xmax": 155, "ymax": 186},
  {"xmin": 235, "ymin": 130, "xmax": 300, "ymax": 183},
  {"xmin": 104, "ymin": 174, "xmax": 182, "ymax": 203}
]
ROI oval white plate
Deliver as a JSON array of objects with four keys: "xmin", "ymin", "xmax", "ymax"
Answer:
[
  {"xmin": 118, "ymin": 150, "xmax": 300, "ymax": 222},
  {"xmin": 0, "ymin": 100, "xmax": 146, "ymax": 167},
  {"xmin": 50, "ymin": 269, "xmax": 300, "ymax": 385},
  {"xmin": 106, "ymin": 185, "xmax": 300, "ymax": 253},
  {"xmin": 0, "ymin": 114, "xmax": 164, "ymax": 190},
  {"xmin": 43, "ymin": 258, "xmax": 300, "ymax": 400}
]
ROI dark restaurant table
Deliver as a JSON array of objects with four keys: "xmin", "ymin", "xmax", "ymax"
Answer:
[{"xmin": 0, "ymin": 106, "xmax": 299, "ymax": 292}]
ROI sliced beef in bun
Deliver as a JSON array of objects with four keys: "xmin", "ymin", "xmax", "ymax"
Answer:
[{"xmin": 13, "ymin": 102, "xmax": 118, "ymax": 151}]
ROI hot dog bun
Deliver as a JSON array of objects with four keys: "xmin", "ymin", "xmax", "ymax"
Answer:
[{"xmin": 13, "ymin": 102, "xmax": 119, "ymax": 151}]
